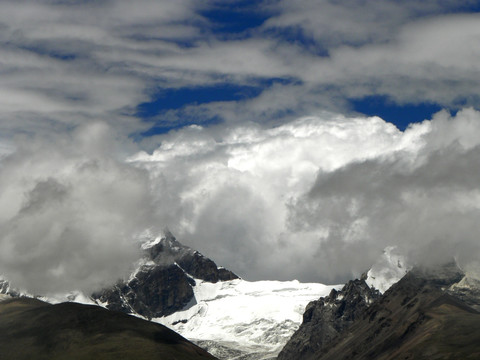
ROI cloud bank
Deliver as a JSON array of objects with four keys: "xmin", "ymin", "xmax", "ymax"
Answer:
[
  {"xmin": 0, "ymin": 123, "xmax": 153, "ymax": 294},
  {"xmin": 129, "ymin": 109, "xmax": 480, "ymax": 283},
  {"xmin": 0, "ymin": 1, "xmax": 480, "ymax": 292},
  {"xmin": 2, "ymin": 109, "xmax": 480, "ymax": 289}
]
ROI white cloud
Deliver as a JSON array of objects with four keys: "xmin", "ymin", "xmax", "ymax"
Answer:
[
  {"xmin": 0, "ymin": 123, "xmax": 154, "ymax": 294},
  {"xmin": 308, "ymin": 13, "xmax": 480, "ymax": 105},
  {"xmin": 126, "ymin": 109, "xmax": 480, "ymax": 283},
  {"xmin": 130, "ymin": 112, "xmax": 429, "ymax": 282},
  {"xmin": 263, "ymin": 0, "xmax": 475, "ymax": 48},
  {"xmin": 0, "ymin": 0, "xmax": 478, "ymax": 139},
  {"xmin": 290, "ymin": 108, "xmax": 480, "ymax": 281},
  {"xmin": 0, "ymin": 1, "xmax": 479, "ymax": 291}
]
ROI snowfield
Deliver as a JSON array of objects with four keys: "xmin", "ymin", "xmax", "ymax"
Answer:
[{"xmin": 155, "ymin": 278, "xmax": 341, "ymax": 358}]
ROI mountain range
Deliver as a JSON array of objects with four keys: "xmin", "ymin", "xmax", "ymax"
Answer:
[
  {"xmin": 0, "ymin": 232, "xmax": 341, "ymax": 359},
  {"xmin": 2, "ymin": 232, "xmax": 480, "ymax": 360},
  {"xmin": 92, "ymin": 232, "xmax": 340, "ymax": 359}
]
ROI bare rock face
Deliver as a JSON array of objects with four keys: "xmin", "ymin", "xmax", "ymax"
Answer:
[
  {"xmin": 93, "ymin": 264, "xmax": 196, "ymax": 318},
  {"xmin": 92, "ymin": 232, "xmax": 238, "ymax": 319},
  {"xmin": 277, "ymin": 277, "xmax": 380, "ymax": 360}
]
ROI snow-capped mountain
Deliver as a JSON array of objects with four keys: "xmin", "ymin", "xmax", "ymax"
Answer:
[
  {"xmin": 0, "ymin": 230, "xmax": 340, "ymax": 359},
  {"xmin": 92, "ymin": 231, "xmax": 238, "ymax": 319},
  {"xmin": 0, "ymin": 234, "xmax": 420, "ymax": 360},
  {"xmin": 92, "ymin": 231, "xmax": 340, "ymax": 359}
]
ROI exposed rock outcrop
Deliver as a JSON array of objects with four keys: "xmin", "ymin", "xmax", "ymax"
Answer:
[{"xmin": 277, "ymin": 276, "xmax": 380, "ymax": 360}]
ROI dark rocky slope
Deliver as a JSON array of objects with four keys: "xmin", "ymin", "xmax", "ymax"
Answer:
[
  {"xmin": 92, "ymin": 231, "xmax": 238, "ymax": 319},
  {"xmin": 0, "ymin": 297, "xmax": 216, "ymax": 360},
  {"xmin": 279, "ymin": 263, "xmax": 480, "ymax": 360},
  {"xmin": 277, "ymin": 276, "xmax": 380, "ymax": 360}
]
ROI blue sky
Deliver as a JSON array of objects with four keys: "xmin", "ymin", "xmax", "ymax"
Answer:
[
  {"xmin": 0, "ymin": 0, "xmax": 478, "ymax": 140},
  {"xmin": 128, "ymin": 0, "xmax": 480, "ymax": 136}
]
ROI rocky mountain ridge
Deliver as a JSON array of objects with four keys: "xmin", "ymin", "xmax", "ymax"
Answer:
[
  {"xmin": 278, "ymin": 262, "xmax": 480, "ymax": 360},
  {"xmin": 277, "ymin": 275, "xmax": 381, "ymax": 360}
]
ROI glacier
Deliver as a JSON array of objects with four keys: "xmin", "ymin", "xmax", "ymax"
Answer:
[{"xmin": 155, "ymin": 278, "xmax": 340, "ymax": 359}]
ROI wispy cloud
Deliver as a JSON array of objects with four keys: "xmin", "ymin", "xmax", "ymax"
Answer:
[{"xmin": 0, "ymin": 0, "xmax": 478, "ymax": 138}]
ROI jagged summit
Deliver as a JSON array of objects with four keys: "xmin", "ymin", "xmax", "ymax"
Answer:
[
  {"xmin": 142, "ymin": 229, "xmax": 188, "ymax": 254},
  {"xmin": 143, "ymin": 231, "xmax": 238, "ymax": 283},
  {"xmin": 92, "ymin": 232, "xmax": 238, "ymax": 319}
]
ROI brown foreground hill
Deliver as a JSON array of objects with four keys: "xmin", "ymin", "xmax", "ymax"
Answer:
[{"xmin": 0, "ymin": 297, "xmax": 216, "ymax": 360}]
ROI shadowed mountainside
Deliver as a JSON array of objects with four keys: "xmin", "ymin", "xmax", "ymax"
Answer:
[{"xmin": 277, "ymin": 276, "xmax": 380, "ymax": 360}]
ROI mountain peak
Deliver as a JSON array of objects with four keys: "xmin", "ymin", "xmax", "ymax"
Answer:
[
  {"xmin": 146, "ymin": 231, "xmax": 194, "ymax": 262},
  {"xmin": 92, "ymin": 232, "xmax": 238, "ymax": 319}
]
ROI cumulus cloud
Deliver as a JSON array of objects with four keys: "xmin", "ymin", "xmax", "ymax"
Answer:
[
  {"xmin": 127, "ymin": 108, "xmax": 480, "ymax": 283},
  {"xmin": 129, "ymin": 112, "xmax": 417, "ymax": 281},
  {"xmin": 0, "ymin": 123, "xmax": 153, "ymax": 294},
  {"xmin": 2, "ymin": 108, "xmax": 480, "ymax": 290}
]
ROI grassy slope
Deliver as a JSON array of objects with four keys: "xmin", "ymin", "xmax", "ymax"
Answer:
[{"xmin": 0, "ymin": 298, "xmax": 216, "ymax": 360}]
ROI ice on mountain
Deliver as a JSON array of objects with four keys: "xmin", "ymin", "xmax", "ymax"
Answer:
[{"xmin": 155, "ymin": 278, "xmax": 341, "ymax": 358}]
